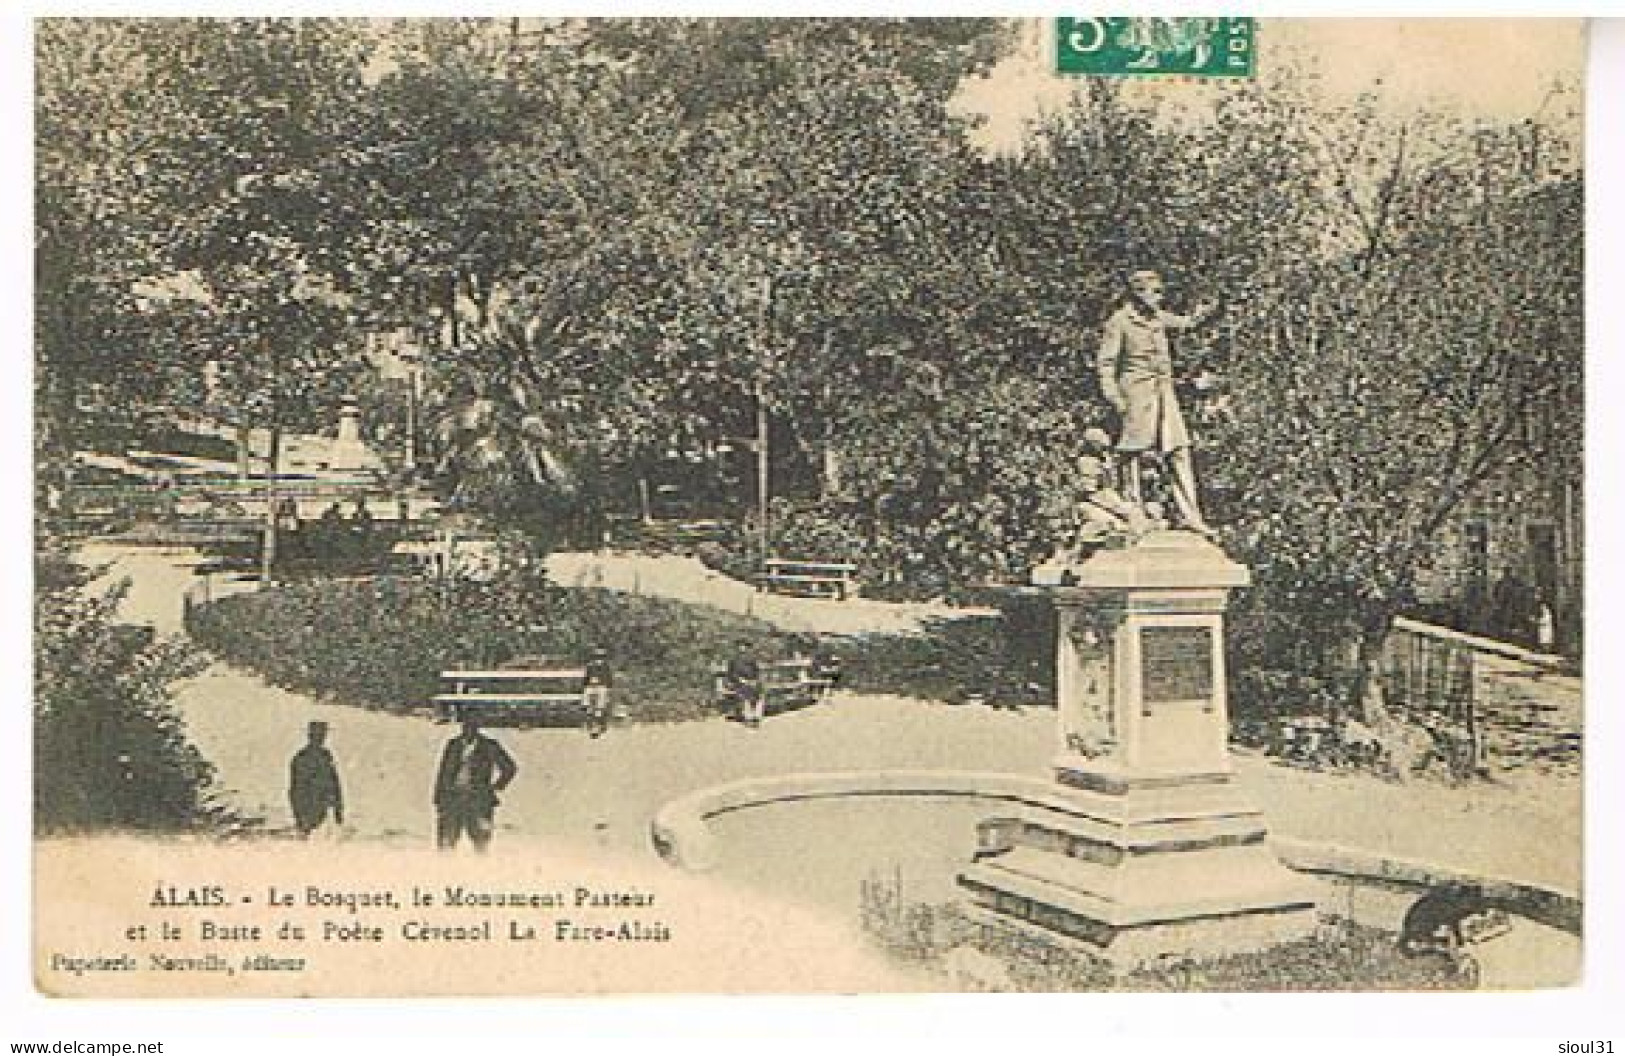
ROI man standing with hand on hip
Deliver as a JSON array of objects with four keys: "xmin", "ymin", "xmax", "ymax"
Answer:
[{"xmin": 433, "ymin": 713, "xmax": 518, "ymax": 852}]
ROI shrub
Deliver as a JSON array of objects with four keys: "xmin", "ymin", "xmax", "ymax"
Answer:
[
  {"xmin": 833, "ymin": 595, "xmax": 1056, "ymax": 709},
  {"xmin": 761, "ymin": 498, "xmax": 871, "ymax": 565},
  {"xmin": 1117, "ymin": 918, "xmax": 1472, "ymax": 992},
  {"xmin": 190, "ymin": 565, "xmax": 1062, "ymax": 720},
  {"xmin": 35, "ymin": 552, "xmax": 218, "ymax": 832},
  {"xmin": 859, "ymin": 894, "xmax": 1471, "ymax": 992},
  {"xmin": 691, "ymin": 539, "xmax": 755, "ymax": 583}
]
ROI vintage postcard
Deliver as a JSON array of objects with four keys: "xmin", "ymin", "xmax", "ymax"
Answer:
[{"xmin": 32, "ymin": 17, "xmax": 1587, "ymax": 998}]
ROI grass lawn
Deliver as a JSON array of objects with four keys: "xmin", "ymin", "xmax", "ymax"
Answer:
[
  {"xmin": 187, "ymin": 574, "xmax": 812, "ymax": 723},
  {"xmin": 187, "ymin": 572, "xmax": 1065, "ymax": 724}
]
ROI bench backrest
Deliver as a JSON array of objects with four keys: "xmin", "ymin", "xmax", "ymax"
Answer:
[
  {"xmin": 439, "ymin": 670, "xmax": 588, "ymax": 694},
  {"xmin": 713, "ymin": 657, "xmax": 834, "ymax": 691},
  {"xmin": 434, "ymin": 669, "xmax": 593, "ymax": 723},
  {"xmin": 765, "ymin": 559, "xmax": 856, "ymax": 576}
]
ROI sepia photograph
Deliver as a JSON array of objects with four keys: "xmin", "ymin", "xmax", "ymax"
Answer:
[{"xmin": 26, "ymin": 14, "xmax": 1597, "ymax": 1006}]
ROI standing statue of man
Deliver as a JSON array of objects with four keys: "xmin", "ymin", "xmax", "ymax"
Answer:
[{"xmin": 1096, "ymin": 269, "xmax": 1217, "ymax": 535}]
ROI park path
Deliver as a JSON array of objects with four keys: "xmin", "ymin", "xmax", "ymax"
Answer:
[
  {"xmin": 546, "ymin": 550, "xmax": 990, "ymax": 635},
  {"xmin": 89, "ymin": 544, "xmax": 1582, "ymax": 896}
]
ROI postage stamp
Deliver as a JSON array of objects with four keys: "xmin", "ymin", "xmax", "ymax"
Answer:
[{"xmin": 1056, "ymin": 17, "xmax": 1256, "ymax": 78}]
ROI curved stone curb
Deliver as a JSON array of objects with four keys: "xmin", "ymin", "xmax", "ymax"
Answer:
[
  {"xmin": 1273, "ymin": 837, "xmax": 1582, "ymax": 936},
  {"xmin": 650, "ymin": 770, "xmax": 1074, "ymax": 872},
  {"xmin": 648, "ymin": 773, "xmax": 1583, "ymax": 939}
]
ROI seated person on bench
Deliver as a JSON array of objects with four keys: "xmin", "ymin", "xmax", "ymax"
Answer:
[
  {"xmin": 811, "ymin": 643, "xmax": 842, "ymax": 693},
  {"xmin": 584, "ymin": 647, "xmax": 613, "ymax": 739},
  {"xmin": 722, "ymin": 645, "xmax": 763, "ymax": 728}
]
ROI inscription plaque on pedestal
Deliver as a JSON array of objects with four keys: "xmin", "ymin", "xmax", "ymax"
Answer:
[{"xmin": 1141, "ymin": 626, "xmax": 1213, "ymax": 705}]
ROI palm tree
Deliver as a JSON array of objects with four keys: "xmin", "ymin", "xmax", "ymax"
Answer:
[{"xmin": 426, "ymin": 281, "xmax": 591, "ymax": 551}]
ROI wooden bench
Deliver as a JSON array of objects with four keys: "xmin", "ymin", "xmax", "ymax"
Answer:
[
  {"xmin": 712, "ymin": 656, "xmax": 840, "ymax": 717},
  {"xmin": 1275, "ymin": 715, "xmax": 1330, "ymax": 756},
  {"xmin": 759, "ymin": 559, "xmax": 858, "ymax": 600},
  {"xmin": 434, "ymin": 667, "xmax": 592, "ymax": 726},
  {"xmin": 762, "ymin": 657, "xmax": 837, "ymax": 708},
  {"xmin": 639, "ymin": 518, "xmax": 731, "ymax": 550}
]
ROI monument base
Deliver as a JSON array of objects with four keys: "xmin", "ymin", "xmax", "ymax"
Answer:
[
  {"xmin": 975, "ymin": 530, "xmax": 1318, "ymax": 968},
  {"xmin": 958, "ymin": 764, "xmax": 1318, "ymax": 968}
]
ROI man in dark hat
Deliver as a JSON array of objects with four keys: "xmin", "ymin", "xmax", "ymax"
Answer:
[
  {"xmin": 288, "ymin": 721, "xmax": 345, "ymax": 837},
  {"xmin": 433, "ymin": 713, "xmax": 518, "ymax": 851}
]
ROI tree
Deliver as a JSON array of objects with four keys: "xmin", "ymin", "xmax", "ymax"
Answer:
[
  {"xmin": 35, "ymin": 20, "xmax": 178, "ymax": 464},
  {"xmin": 576, "ymin": 19, "xmax": 1026, "ymax": 537},
  {"xmin": 141, "ymin": 20, "xmax": 377, "ymax": 469},
  {"xmin": 962, "ymin": 67, "xmax": 1581, "ymax": 712},
  {"xmin": 380, "ymin": 19, "xmax": 1025, "ymax": 554},
  {"xmin": 427, "ymin": 280, "xmax": 595, "ymax": 550},
  {"xmin": 37, "ymin": 20, "xmax": 380, "ymax": 479},
  {"xmin": 1192, "ymin": 85, "xmax": 1583, "ymax": 716}
]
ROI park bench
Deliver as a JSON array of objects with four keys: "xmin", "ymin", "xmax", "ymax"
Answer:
[
  {"xmin": 712, "ymin": 656, "xmax": 840, "ymax": 718},
  {"xmin": 1274, "ymin": 715, "xmax": 1331, "ymax": 762},
  {"xmin": 759, "ymin": 558, "xmax": 858, "ymax": 600},
  {"xmin": 639, "ymin": 518, "xmax": 731, "ymax": 550},
  {"xmin": 434, "ymin": 664, "xmax": 592, "ymax": 727}
]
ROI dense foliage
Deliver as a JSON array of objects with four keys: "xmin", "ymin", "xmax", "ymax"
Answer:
[
  {"xmin": 185, "ymin": 563, "xmax": 1066, "ymax": 721},
  {"xmin": 38, "ymin": 19, "xmax": 1583, "ymax": 704},
  {"xmin": 34, "ymin": 552, "xmax": 215, "ymax": 831}
]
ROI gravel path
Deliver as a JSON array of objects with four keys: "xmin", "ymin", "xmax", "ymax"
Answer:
[
  {"xmin": 92, "ymin": 544, "xmax": 1582, "ymax": 896},
  {"xmin": 546, "ymin": 550, "xmax": 992, "ymax": 635}
]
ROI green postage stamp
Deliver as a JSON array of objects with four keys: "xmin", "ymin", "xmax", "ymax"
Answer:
[{"xmin": 1056, "ymin": 17, "xmax": 1256, "ymax": 77}]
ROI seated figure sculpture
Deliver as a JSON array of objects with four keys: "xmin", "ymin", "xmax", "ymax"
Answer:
[
  {"xmin": 1032, "ymin": 428, "xmax": 1162, "ymax": 585},
  {"xmin": 1072, "ymin": 427, "xmax": 1154, "ymax": 549}
]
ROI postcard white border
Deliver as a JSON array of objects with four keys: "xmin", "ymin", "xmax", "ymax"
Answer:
[{"xmin": 3, "ymin": 7, "xmax": 1621, "ymax": 1051}]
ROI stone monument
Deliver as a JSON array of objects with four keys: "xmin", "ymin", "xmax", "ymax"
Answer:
[
  {"xmin": 325, "ymin": 395, "xmax": 382, "ymax": 474},
  {"xmin": 960, "ymin": 531, "xmax": 1317, "ymax": 963},
  {"xmin": 960, "ymin": 270, "xmax": 1316, "ymax": 965}
]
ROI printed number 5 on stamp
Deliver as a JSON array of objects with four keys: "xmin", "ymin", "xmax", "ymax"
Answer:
[{"xmin": 1057, "ymin": 18, "xmax": 1256, "ymax": 78}]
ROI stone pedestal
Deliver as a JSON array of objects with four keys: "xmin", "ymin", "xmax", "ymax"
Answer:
[{"xmin": 959, "ymin": 531, "xmax": 1317, "ymax": 965}]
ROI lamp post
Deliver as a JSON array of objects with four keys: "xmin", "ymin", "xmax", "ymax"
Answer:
[
  {"xmin": 399, "ymin": 341, "xmax": 423, "ymax": 480},
  {"xmin": 258, "ymin": 334, "xmax": 280, "ymax": 589},
  {"xmin": 746, "ymin": 207, "xmax": 804, "ymax": 576}
]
